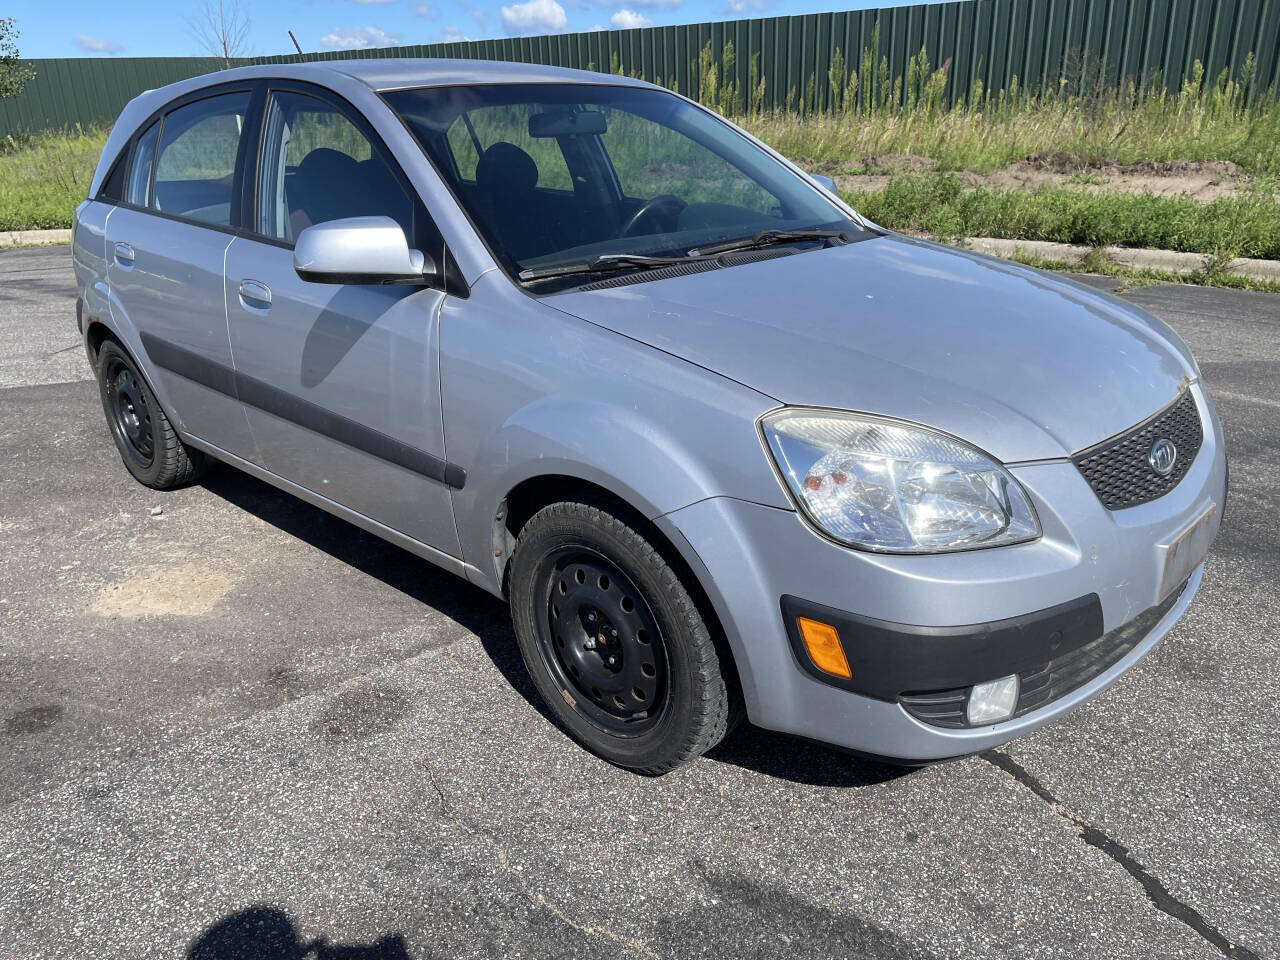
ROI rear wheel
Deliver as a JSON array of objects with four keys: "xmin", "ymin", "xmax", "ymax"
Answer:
[
  {"xmin": 96, "ymin": 339, "xmax": 206, "ymax": 489},
  {"xmin": 509, "ymin": 500, "xmax": 736, "ymax": 774}
]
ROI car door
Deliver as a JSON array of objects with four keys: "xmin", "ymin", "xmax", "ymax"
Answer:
[
  {"xmin": 223, "ymin": 83, "xmax": 460, "ymax": 556},
  {"xmin": 104, "ymin": 87, "xmax": 261, "ymax": 461}
]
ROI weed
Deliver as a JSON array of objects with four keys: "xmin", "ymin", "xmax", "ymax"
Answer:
[
  {"xmin": 0, "ymin": 124, "xmax": 108, "ymax": 231},
  {"xmin": 841, "ymin": 175, "xmax": 1280, "ymax": 259}
]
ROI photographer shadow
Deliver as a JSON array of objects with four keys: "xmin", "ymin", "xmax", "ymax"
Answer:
[{"xmin": 187, "ymin": 905, "xmax": 410, "ymax": 960}]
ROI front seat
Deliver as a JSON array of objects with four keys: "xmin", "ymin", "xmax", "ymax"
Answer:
[
  {"xmin": 288, "ymin": 147, "xmax": 363, "ymax": 240},
  {"xmin": 475, "ymin": 142, "xmax": 556, "ymax": 260}
]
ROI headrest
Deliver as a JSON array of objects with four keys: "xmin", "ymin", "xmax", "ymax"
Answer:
[{"xmin": 475, "ymin": 141, "xmax": 539, "ymax": 195}]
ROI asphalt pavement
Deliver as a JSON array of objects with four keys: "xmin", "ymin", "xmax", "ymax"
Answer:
[{"xmin": 1, "ymin": 246, "xmax": 1277, "ymax": 959}]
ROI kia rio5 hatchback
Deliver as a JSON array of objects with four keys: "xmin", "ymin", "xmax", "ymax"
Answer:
[{"xmin": 73, "ymin": 60, "xmax": 1226, "ymax": 774}]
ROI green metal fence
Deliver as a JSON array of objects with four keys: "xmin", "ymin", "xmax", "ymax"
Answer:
[{"xmin": 3, "ymin": 0, "xmax": 1277, "ymax": 134}]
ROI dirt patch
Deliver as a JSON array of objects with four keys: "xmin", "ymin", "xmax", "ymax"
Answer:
[
  {"xmin": 834, "ymin": 158, "xmax": 1261, "ymax": 202},
  {"xmin": 860, "ymin": 154, "xmax": 937, "ymax": 175},
  {"xmin": 984, "ymin": 159, "xmax": 1251, "ymax": 201},
  {"xmin": 803, "ymin": 153, "xmax": 935, "ymax": 181},
  {"xmin": 90, "ymin": 562, "xmax": 237, "ymax": 619}
]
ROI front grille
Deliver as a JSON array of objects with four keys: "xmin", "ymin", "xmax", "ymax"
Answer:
[
  {"xmin": 1073, "ymin": 391, "xmax": 1202, "ymax": 510},
  {"xmin": 899, "ymin": 579, "xmax": 1187, "ymax": 728}
]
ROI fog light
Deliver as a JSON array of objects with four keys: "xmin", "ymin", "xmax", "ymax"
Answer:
[{"xmin": 967, "ymin": 674, "xmax": 1019, "ymax": 725}]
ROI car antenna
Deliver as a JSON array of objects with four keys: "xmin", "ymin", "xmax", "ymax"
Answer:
[{"xmin": 288, "ymin": 30, "xmax": 303, "ymax": 55}]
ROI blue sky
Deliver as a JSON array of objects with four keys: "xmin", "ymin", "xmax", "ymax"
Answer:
[{"xmin": 9, "ymin": 0, "xmax": 919, "ymax": 59}]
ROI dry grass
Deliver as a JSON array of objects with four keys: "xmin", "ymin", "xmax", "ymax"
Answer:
[
  {"xmin": 738, "ymin": 59, "xmax": 1280, "ymax": 176},
  {"xmin": 0, "ymin": 125, "xmax": 108, "ymax": 231}
]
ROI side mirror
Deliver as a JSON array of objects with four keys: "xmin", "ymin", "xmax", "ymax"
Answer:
[
  {"xmin": 294, "ymin": 216, "xmax": 435, "ymax": 285},
  {"xmin": 809, "ymin": 173, "xmax": 837, "ymax": 193}
]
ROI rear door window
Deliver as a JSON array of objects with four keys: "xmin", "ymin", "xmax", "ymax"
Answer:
[{"xmin": 152, "ymin": 92, "xmax": 251, "ymax": 226}]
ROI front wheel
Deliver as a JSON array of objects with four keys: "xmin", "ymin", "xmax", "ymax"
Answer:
[
  {"xmin": 96, "ymin": 339, "xmax": 206, "ymax": 489},
  {"xmin": 509, "ymin": 500, "xmax": 737, "ymax": 775}
]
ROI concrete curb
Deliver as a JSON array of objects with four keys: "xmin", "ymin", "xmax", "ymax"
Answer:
[
  {"xmin": 0, "ymin": 229, "xmax": 72, "ymax": 249},
  {"xmin": 958, "ymin": 236, "xmax": 1280, "ymax": 283}
]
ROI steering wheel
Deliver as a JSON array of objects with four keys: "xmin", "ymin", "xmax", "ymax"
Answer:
[{"xmin": 617, "ymin": 194, "xmax": 686, "ymax": 238}]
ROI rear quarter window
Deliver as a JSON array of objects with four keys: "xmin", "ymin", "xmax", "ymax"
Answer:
[{"xmin": 96, "ymin": 148, "xmax": 127, "ymax": 202}]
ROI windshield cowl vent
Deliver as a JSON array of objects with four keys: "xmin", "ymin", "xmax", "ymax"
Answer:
[{"xmin": 575, "ymin": 247, "xmax": 794, "ymax": 292}]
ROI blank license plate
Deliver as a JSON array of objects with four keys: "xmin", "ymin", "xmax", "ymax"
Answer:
[{"xmin": 1158, "ymin": 505, "xmax": 1217, "ymax": 601}]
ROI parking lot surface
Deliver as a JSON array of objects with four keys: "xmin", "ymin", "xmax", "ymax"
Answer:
[{"xmin": 1, "ymin": 246, "xmax": 1277, "ymax": 959}]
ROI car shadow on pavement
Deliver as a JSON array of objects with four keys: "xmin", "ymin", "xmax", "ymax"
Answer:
[
  {"xmin": 200, "ymin": 467, "xmax": 911, "ymax": 790},
  {"xmin": 706, "ymin": 726, "xmax": 913, "ymax": 789},
  {"xmin": 187, "ymin": 905, "xmax": 410, "ymax": 959}
]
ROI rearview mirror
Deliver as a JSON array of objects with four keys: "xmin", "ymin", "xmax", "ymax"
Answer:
[
  {"xmin": 294, "ymin": 216, "xmax": 435, "ymax": 285},
  {"xmin": 809, "ymin": 173, "xmax": 837, "ymax": 193},
  {"xmin": 528, "ymin": 109, "xmax": 608, "ymax": 138}
]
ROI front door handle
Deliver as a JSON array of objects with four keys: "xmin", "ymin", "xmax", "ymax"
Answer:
[
  {"xmin": 238, "ymin": 279, "xmax": 272, "ymax": 309},
  {"xmin": 113, "ymin": 241, "xmax": 135, "ymax": 266}
]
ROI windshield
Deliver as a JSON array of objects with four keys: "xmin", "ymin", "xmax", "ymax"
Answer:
[{"xmin": 384, "ymin": 83, "xmax": 867, "ymax": 284}]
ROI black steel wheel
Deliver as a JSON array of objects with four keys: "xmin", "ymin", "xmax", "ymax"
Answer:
[
  {"xmin": 103, "ymin": 352, "xmax": 155, "ymax": 468},
  {"xmin": 509, "ymin": 500, "xmax": 737, "ymax": 774},
  {"xmin": 95, "ymin": 339, "xmax": 207, "ymax": 489},
  {"xmin": 540, "ymin": 550, "xmax": 669, "ymax": 735}
]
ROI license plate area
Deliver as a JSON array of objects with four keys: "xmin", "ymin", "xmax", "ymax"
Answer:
[{"xmin": 1157, "ymin": 504, "xmax": 1217, "ymax": 602}]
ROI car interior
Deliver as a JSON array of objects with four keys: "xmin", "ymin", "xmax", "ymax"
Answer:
[{"xmin": 391, "ymin": 89, "xmax": 793, "ymax": 269}]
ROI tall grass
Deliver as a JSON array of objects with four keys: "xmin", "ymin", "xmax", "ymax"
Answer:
[
  {"xmin": 678, "ymin": 39, "xmax": 1280, "ymax": 176},
  {"xmin": 0, "ymin": 125, "xmax": 108, "ymax": 231}
]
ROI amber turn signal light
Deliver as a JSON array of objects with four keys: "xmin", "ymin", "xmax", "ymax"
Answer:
[{"xmin": 796, "ymin": 617, "xmax": 851, "ymax": 679}]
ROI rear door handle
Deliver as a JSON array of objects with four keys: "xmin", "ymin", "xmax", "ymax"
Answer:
[
  {"xmin": 238, "ymin": 279, "xmax": 272, "ymax": 309},
  {"xmin": 113, "ymin": 242, "xmax": 135, "ymax": 266}
]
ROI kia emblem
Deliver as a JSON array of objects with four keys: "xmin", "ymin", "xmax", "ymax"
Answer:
[{"xmin": 1148, "ymin": 437, "xmax": 1177, "ymax": 477}]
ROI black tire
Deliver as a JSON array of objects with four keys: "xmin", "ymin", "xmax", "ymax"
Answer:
[
  {"xmin": 96, "ymin": 339, "xmax": 206, "ymax": 489},
  {"xmin": 509, "ymin": 500, "xmax": 736, "ymax": 775}
]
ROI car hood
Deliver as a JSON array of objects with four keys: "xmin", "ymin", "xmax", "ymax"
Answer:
[{"xmin": 548, "ymin": 234, "xmax": 1197, "ymax": 462}]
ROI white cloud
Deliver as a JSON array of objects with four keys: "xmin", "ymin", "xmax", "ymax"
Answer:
[
  {"xmin": 500, "ymin": 0, "xmax": 568, "ymax": 35},
  {"xmin": 440, "ymin": 25, "xmax": 471, "ymax": 42},
  {"xmin": 351, "ymin": 0, "xmax": 397, "ymax": 5},
  {"xmin": 318, "ymin": 26, "xmax": 403, "ymax": 50},
  {"xmin": 609, "ymin": 9, "xmax": 652, "ymax": 27},
  {"xmin": 471, "ymin": 8, "xmax": 488, "ymax": 26},
  {"xmin": 412, "ymin": 2, "xmax": 437, "ymax": 15},
  {"xmin": 75, "ymin": 35, "xmax": 123, "ymax": 53},
  {"xmin": 586, "ymin": 23, "xmax": 607, "ymax": 31},
  {"xmin": 596, "ymin": 0, "xmax": 681, "ymax": 7},
  {"xmin": 725, "ymin": 0, "xmax": 769, "ymax": 11}
]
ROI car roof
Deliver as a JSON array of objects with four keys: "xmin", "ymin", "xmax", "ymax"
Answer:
[
  {"xmin": 308, "ymin": 57, "xmax": 651, "ymax": 92},
  {"xmin": 186, "ymin": 57, "xmax": 653, "ymax": 95}
]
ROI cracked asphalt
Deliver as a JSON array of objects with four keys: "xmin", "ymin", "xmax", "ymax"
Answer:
[{"xmin": 1, "ymin": 246, "xmax": 1277, "ymax": 959}]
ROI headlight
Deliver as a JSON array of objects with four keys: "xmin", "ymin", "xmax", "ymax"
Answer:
[{"xmin": 761, "ymin": 409, "xmax": 1040, "ymax": 553}]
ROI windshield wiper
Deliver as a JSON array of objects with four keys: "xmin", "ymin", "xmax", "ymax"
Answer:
[
  {"xmin": 688, "ymin": 227, "xmax": 851, "ymax": 258},
  {"xmin": 518, "ymin": 228, "xmax": 853, "ymax": 283},
  {"xmin": 518, "ymin": 253, "xmax": 694, "ymax": 283}
]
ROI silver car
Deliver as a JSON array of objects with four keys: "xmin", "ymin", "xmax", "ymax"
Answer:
[{"xmin": 73, "ymin": 59, "xmax": 1226, "ymax": 774}]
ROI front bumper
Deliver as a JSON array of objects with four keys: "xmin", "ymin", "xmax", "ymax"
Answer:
[{"xmin": 659, "ymin": 383, "xmax": 1226, "ymax": 760}]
